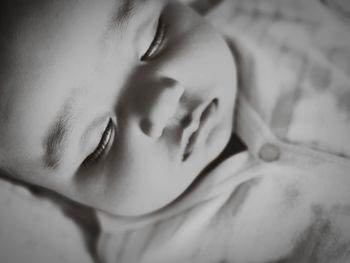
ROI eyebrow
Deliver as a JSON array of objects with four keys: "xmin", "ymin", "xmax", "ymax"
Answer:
[
  {"xmin": 112, "ymin": 0, "xmax": 136, "ymax": 29},
  {"xmin": 42, "ymin": 100, "xmax": 73, "ymax": 170}
]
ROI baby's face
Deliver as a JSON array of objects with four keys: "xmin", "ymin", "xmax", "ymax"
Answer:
[{"xmin": 0, "ymin": 0, "xmax": 237, "ymax": 216}]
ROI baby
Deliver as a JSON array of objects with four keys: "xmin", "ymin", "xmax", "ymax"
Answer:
[{"xmin": 1, "ymin": 0, "xmax": 350, "ymax": 262}]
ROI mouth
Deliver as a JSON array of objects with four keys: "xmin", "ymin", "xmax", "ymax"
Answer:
[{"xmin": 182, "ymin": 99, "xmax": 218, "ymax": 162}]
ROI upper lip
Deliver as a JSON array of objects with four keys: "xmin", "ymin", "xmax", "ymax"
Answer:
[{"xmin": 181, "ymin": 99, "xmax": 218, "ymax": 161}]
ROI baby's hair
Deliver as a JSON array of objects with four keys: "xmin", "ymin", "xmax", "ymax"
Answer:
[
  {"xmin": 0, "ymin": 3, "xmax": 14, "ymax": 125},
  {"xmin": 0, "ymin": 1, "xmax": 32, "ymax": 125},
  {"xmin": 0, "ymin": 77, "xmax": 12, "ymax": 126}
]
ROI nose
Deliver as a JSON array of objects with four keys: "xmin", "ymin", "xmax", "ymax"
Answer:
[{"xmin": 139, "ymin": 77, "xmax": 184, "ymax": 138}]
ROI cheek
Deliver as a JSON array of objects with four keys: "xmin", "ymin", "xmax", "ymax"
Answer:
[
  {"xmin": 107, "ymin": 136, "xmax": 173, "ymax": 183},
  {"xmin": 162, "ymin": 4, "xmax": 236, "ymax": 89},
  {"xmin": 75, "ymin": 138, "xmax": 190, "ymax": 215}
]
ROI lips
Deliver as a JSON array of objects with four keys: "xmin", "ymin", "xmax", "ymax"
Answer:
[{"xmin": 182, "ymin": 99, "xmax": 218, "ymax": 161}]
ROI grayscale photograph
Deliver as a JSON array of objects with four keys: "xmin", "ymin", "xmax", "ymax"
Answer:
[{"xmin": 0, "ymin": 0, "xmax": 350, "ymax": 262}]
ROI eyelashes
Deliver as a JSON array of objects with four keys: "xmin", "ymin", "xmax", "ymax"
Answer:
[
  {"xmin": 141, "ymin": 16, "xmax": 167, "ymax": 61},
  {"xmin": 82, "ymin": 119, "xmax": 115, "ymax": 167}
]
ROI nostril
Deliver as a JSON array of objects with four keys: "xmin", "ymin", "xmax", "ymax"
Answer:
[
  {"xmin": 139, "ymin": 77, "xmax": 185, "ymax": 138},
  {"xmin": 140, "ymin": 119, "xmax": 163, "ymax": 138},
  {"xmin": 180, "ymin": 114, "xmax": 193, "ymax": 128},
  {"xmin": 160, "ymin": 77, "xmax": 177, "ymax": 88}
]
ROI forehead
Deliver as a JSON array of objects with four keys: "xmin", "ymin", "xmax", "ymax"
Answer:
[
  {"xmin": 0, "ymin": 0, "xmax": 137, "ymax": 118},
  {"xmin": 0, "ymin": 0, "xmax": 139, "ymax": 169},
  {"xmin": 0, "ymin": 1, "xmax": 107, "ymax": 119}
]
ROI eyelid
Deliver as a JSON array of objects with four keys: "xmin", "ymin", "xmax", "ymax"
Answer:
[
  {"xmin": 141, "ymin": 16, "xmax": 166, "ymax": 61},
  {"xmin": 82, "ymin": 119, "xmax": 115, "ymax": 167}
]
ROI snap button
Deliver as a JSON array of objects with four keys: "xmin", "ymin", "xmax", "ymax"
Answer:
[{"xmin": 258, "ymin": 143, "xmax": 281, "ymax": 162}]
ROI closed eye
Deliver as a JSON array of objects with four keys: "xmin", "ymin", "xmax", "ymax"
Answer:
[
  {"xmin": 141, "ymin": 16, "xmax": 166, "ymax": 61},
  {"xmin": 82, "ymin": 119, "xmax": 115, "ymax": 166}
]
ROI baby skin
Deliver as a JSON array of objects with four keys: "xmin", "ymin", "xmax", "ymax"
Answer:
[{"xmin": 1, "ymin": 0, "xmax": 350, "ymax": 262}]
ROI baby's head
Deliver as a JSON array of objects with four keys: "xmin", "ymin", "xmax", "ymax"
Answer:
[{"xmin": 0, "ymin": 0, "xmax": 237, "ymax": 216}]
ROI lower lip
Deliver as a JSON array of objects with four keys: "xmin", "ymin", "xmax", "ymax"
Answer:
[{"xmin": 182, "ymin": 99, "xmax": 218, "ymax": 161}]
